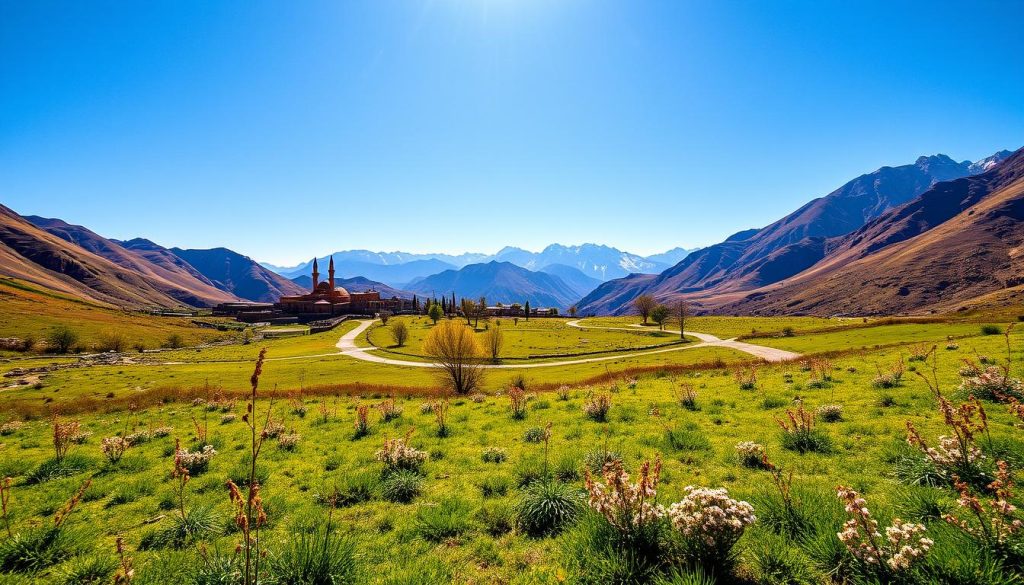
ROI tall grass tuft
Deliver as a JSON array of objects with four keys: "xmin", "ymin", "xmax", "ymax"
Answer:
[
  {"xmin": 269, "ymin": 512, "xmax": 358, "ymax": 585},
  {"xmin": 516, "ymin": 479, "xmax": 582, "ymax": 537}
]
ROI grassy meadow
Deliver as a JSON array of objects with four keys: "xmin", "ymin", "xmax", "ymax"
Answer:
[{"xmin": 1, "ymin": 311, "xmax": 1023, "ymax": 583}]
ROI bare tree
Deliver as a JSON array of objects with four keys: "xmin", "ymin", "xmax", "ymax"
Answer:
[
  {"xmin": 673, "ymin": 299, "xmax": 690, "ymax": 340},
  {"xmin": 389, "ymin": 319, "xmax": 409, "ymax": 347},
  {"xmin": 633, "ymin": 294, "xmax": 656, "ymax": 325},
  {"xmin": 460, "ymin": 298, "xmax": 475, "ymax": 325},
  {"xmin": 423, "ymin": 320, "xmax": 485, "ymax": 394},
  {"xmin": 379, "ymin": 310, "xmax": 392, "ymax": 325},
  {"xmin": 568, "ymin": 305, "xmax": 578, "ymax": 318},
  {"xmin": 482, "ymin": 325, "xmax": 503, "ymax": 362}
]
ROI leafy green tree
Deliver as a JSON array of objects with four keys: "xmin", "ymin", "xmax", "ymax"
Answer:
[
  {"xmin": 428, "ymin": 302, "xmax": 444, "ymax": 324},
  {"xmin": 47, "ymin": 326, "xmax": 78, "ymax": 354},
  {"xmin": 650, "ymin": 304, "xmax": 670, "ymax": 330}
]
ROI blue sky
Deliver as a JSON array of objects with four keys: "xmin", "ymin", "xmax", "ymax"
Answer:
[{"xmin": 2, "ymin": 1, "xmax": 1022, "ymax": 265}]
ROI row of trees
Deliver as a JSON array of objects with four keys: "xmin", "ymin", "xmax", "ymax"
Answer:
[
  {"xmin": 633, "ymin": 295, "xmax": 689, "ymax": 338},
  {"xmin": 417, "ymin": 295, "xmax": 538, "ymax": 325}
]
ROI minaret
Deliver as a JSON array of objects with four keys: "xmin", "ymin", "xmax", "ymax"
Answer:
[
  {"xmin": 311, "ymin": 257, "xmax": 319, "ymax": 291},
  {"xmin": 328, "ymin": 255, "xmax": 336, "ymax": 289}
]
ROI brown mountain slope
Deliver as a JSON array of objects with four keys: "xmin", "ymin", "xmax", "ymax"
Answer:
[
  {"xmin": 0, "ymin": 204, "xmax": 187, "ymax": 308},
  {"xmin": 170, "ymin": 247, "xmax": 304, "ymax": 303},
  {"xmin": 715, "ymin": 148, "xmax": 1024, "ymax": 315},
  {"xmin": 25, "ymin": 217, "xmax": 240, "ymax": 307},
  {"xmin": 578, "ymin": 151, "xmax": 1012, "ymax": 314}
]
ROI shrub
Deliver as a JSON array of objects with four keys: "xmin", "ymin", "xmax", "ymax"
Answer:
[
  {"xmin": 0, "ymin": 421, "xmax": 24, "ymax": 436},
  {"xmin": 957, "ymin": 366, "xmax": 1023, "ymax": 401},
  {"xmin": 269, "ymin": 517, "xmax": 358, "ymax": 585},
  {"xmin": 0, "ymin": 525, "xmax": 89, "ymax": 573},
  {"xmin": 139, "ymin": 505, "xmax": 220, "ymax": 550},
  {"xmin": 277, "ymin": 431, "xmax": 300, "ymax": 451},
  {"xmin": 583, "ymin": 393, "xmax": 612, "ymax": 422},
  {"xmin": 776, "ymin": 404, "xmax": 832, "ymax": 454},
  {"xmin": 663, "ymin": 423, "xmax": 712, "ymax": 452},
  {"xmin": 677, "ymin": 383, "xmax": 699, "ymax": 411},
  {"xmin": 315, "ymin": 472, "xmax": 378, "ymax": 507},
  {"xmin": 517, "ymin": 479, "xmax": 582, "ymax": 537},
  {"xmin": 380, "ymin": 469, "xmax": 422, "ymax": 503},
  {"xmin": 174, "ymin": 445, "xmax": 216, "ymax": 475},
  {"xmin": 46, "ymin": 326, "xmax": 79, "ymax": 354},
  {"xmin": 735, "ymin": 441, "xmax": 768, "ymax": 468},
  {"xmin": 981, "ymin": 324, "xmax": 1002, "ymax": 335},
  {"xmin": 556, "ymin": 385, "xmax": 571, "ymax": 401},
  {"xmin": 100, "ymin": 436, "xmax": 130, "ymax": 464},
  {"xmin": 375, "ymin": 433, "xmax": 427, "ymax": 473},
  {"xmin": 353, "ymin": 405, "xmax": 370, "ymax": 439},
  {"xmin": 57, "ymin": 553, "xmax": 118, "ymax": 584},
  {"xmin": 667, "ymin": 486, "xmax": 757, "ymax": 564},
  {"xmin": 585, "ymin": 458, "xmax": 664, "ymax": 538},
  {"xmin": 477, "ymin": 501, "xmax": 515, "ymax": 536},
  {"xmin": 414, "ymin": 498, "xmax": 474, "ymax": 542},
  {"xmin": 836, "ymin": 486, "xmax": 932, "ymax": 574},
  {"xmin": 478, "ymin": 474, "xmax": 512, "ymax": 498},
  {"xmin": 524, "ymin": 426, "xmax": 546, "ymax": 443},
  {"xmin": 508, "ymin": 387, "xmax": 528, "ymax": 419},
  {"xmin": 481, "ymin": 446, "xmax": 508, "ymax": 464},
  {"xmin": 377, "ymin": 399, "xmax": 402, "ymax": 422},
  {"xmin": 816, "ymin": 404, "xmax": 844, "ymax": 422}
]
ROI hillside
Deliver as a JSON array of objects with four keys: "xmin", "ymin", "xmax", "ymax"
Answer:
[
  {"xmin": 716, "ymin": 147, "xmax": 1024, "ymax": 315},
  {"xmin": 0, "ymin": 205, "xmax": 189, "ymax": 308},
  {"xmin": 170, "ymin": 247, "xmax": 304, "ymax": 303},
  {"xmin": 578, "ymin": 150, "xmax": 1013, "ymax": 314},
  {"xmin": 405, "ymin": 261, "xmax": 579, "ymax": 309},
  {"xmin": 538, "ymin": 263, "xmax": 602, "ymax": 298},
  {"xmin": 25, "ymin": 217, "xmax": 240, "ymax": 307}
]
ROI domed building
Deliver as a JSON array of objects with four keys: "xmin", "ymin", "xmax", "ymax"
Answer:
[{"xmin": 277, "ymin": 256, "xmax": 402, "ymax": 316}]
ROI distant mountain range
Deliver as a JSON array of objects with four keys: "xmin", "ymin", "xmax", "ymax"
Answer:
[
  {"xmin": 263, "ymin": 243, "xmax": 698, "ymax": 287},
  {"xmin": 4, "ymin": 146, "xmax": 1020, "ymax": 318},
  {"xmin": 405, "ymin": 261, "xmax": 580, "ymax": 309},
  {"xmin": 578, "ymin": 148, "xmax": 1020, "ymax": 316}
]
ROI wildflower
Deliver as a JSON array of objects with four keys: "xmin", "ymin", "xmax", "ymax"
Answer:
[
  {"xmin": 816, "ymin": 404, "xmax": 844, "ymax": 422},
  {"xmin": 583, "ymin": 393, "xmax": 612, "ymax": 422},
  {"xmin": 958, "ymin": 366, "xmax": 1023, "ymax": 401},
  {"xmin": 585, "ymin": 458, "xmax": 664, "ymax": 534},
  {"xmin": 125, "ymin": 430, "xmax": 151, "ymax": 445},
  {"xmin": 353, "ymin": 405, "xmax": 370, "ymax": 438},
  {"xmin": 906, "ymin": 396, "xmax": 987, "ymax": 478},
  {"xmin": 555, "ymin": 385, "xmax": 571, "ymax": 401},
  {"xmin": 508, "ymin": 387, "xmax": 528, "ymax": 419},
  {"xmin": 836, "ymin": 486, "xmax": 931, "ymax": 571},
  {"xmin": 419, "ymin": 402, "xmax": 434, "ymax": 414},
  {"xmin": 943, "ymin": 460, "xmax": 1023, "ymax": 548},
  {"xmin": 277, "ymin": 431, "xmax": 300, "ymax": 450},
  {"xmin": 175, "ymin": 444, "xmax": 217, "ymax": 474},
  {"xmin": 735, "ymin": 441, "xmax": 767, "ymax": 468},
  {"xmin": 0, "ymin": 421, "xmax": 24, "ymax": 436},
  {"xmin": 667, "ymin": 486, "xmax": 756, "ymax": 554},
  {"xmin": 470, "ymin": 393, "xmax": 486, "ymax": 403},
  {"xmin": 261, "ymin": 421, "xmax": 285, "ymax": 439},
  {"xmin": 377, "ymin": 398, "xmax": 402, "ymax": 422},
  {"xmin": 101, "ymin": 436, "xmax": 130, "ymax": 463},
  {"xmin": 375, "ymin": 432, "xmax": 427, "ymax": 472}
]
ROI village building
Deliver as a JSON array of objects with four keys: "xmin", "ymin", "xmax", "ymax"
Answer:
[{"xmin": 276, "ymin": 256, "xmax": 405, "ymax": 317}]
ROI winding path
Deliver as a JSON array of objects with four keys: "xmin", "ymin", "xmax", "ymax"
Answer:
[{"xmin": 329, "ymin": 319, "xmax": 800, "ymax": 369}]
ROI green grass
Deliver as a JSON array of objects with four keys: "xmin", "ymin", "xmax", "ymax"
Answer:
[{"xmin": 2, "ymin": 313, "xmax": 1024, "ymax": 582}]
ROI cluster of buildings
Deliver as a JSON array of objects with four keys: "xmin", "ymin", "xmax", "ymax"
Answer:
[{"xmin": 213, "ymin": 257, "xmax": 406, "ymax": 324}]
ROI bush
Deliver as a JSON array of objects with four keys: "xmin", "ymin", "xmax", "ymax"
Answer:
[
  {"xmin": 27, "ymin": 454, "xmax": 92, "ymax": 484},
  {"xmin": 56, "ymin": 553, "xmax": 118, "ymax": 584},
  {"xmin": 476, "ymin": 501, "xmax": 515, "ymax": 536},
  {"xmin": 516, "ymin": 479, "xmax": 583, "ymax": 537},
  {"xmin": 583, "ymin": 394, "xmax": 612, "ymax": 422},
  {"xmin": 315, "ymin": 472, "xmax": 378, "ymax": 507},
  {"xmin": 46, "ymin": 326, "xmax": 79, "ymax": 354},
  {"xmin": 269, "ymin": 517, "xmax": 358, "ymax": 585},
  {"xmin": 480, "ymin": 446, "xmax": 508, "ymax": 464},
  {"xmin": 414, "ymin": 498, "xmax": 474, "ymax": 542},
  {"xmin": 0, "ymin": 526, "xmax": 88, "ymax": 573},
  {"xmin": 381, "ymin": 469, "xmax": 422, "ymax": 503},
  {"xmin": 981, "ymin": 324, "xmax": 1002, "ymax": 335},
  {"xmin": 523, "ymin": 427, "xmax": 546, "ymax": 443},
  {"xmin": 139, "ymin": 505, "xmax": 220, "ymax": 550},
  {"xmin": 816, "ymin": 404, "xmax": 844, "ymax": 422}
]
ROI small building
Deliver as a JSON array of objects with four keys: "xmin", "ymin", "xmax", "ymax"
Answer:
[{"xmin": 276, "ymin": 256, "xmax": 405, "ymax": 317}]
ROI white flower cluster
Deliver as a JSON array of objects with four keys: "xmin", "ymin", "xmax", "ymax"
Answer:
[
  {"xmin": 419, "ymin": 402, "xmax": 434, "ymax": 414},
  {"xmin": 221, "ymin": 413, "xmax": 237, "ymax": 424},
  {"xmin": 0, "ymin": 421, "xmax": 24, "ymax": 435},
  {"xmin": 666, "ymin": 486, "xmax": 757, "ymax": 549},
  {"xmin": 262, "ymin": 421, "xmax": 286, "ymax": 438},
  {"xmin": 480, "ymin": 446, "xmax": 508, "ymax": 463},
  {"xmin": 735, "ymin": 441, "xmax": 766, "ymax": 467},
  {"xmin": 100, "ymin": 436, "xmax": 130, "ymax": 462},
  {"xmin": 125, "ymin": 430, "xmax": 151, "ymax": 446},
  {"xmin": 176, "ymin": 445, "xmax": 217, "ymax": 473},
  {"xmin": 151, "ymin": 426, "xmax": 173, "ymax": 437},
  {"xmin": 958, "ymin": 366, "xmax": 1023, "ymax": 397},
  {"xmin": 816, "ymin": 404, "xmax": 844, "ymax": 422},
  {"xmin": 277, "ymin": 432, "xmax": 300, "ymax": 450},
  {"xmin": 837, "ymin": 486, "xmax": 932, "ymax": 571},
  {"xmin": 470, "ymin": 393, "xmax": 486, "ymax": 403},
  {"xmin": 924, "ymin": 435, "xmax": 981, "ymax": 467},
  {"xmin": 375, "ymin": 436, "xmax": 427, "ymax": 471}
]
